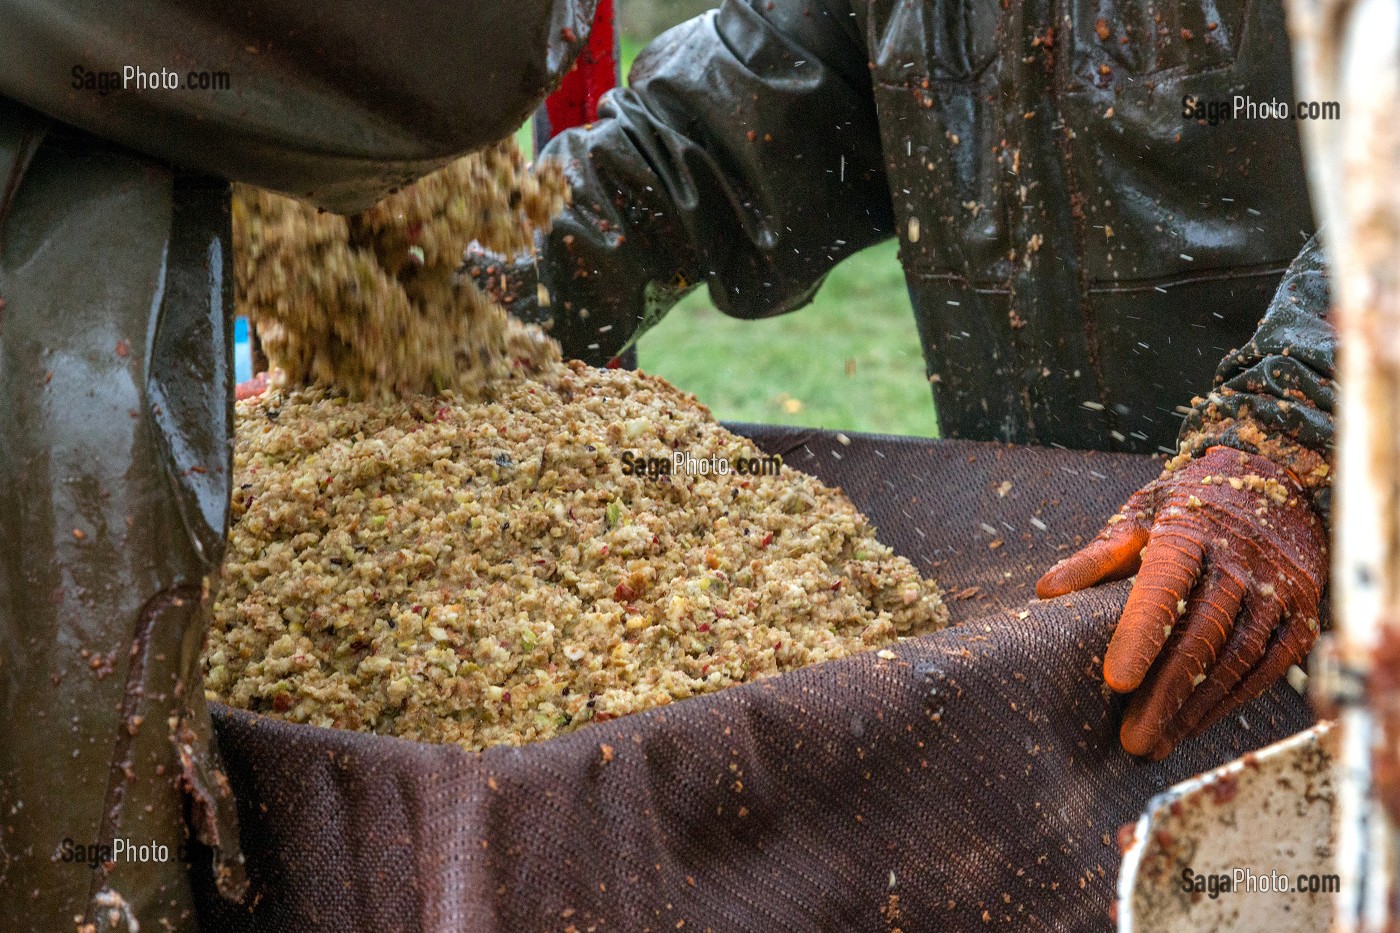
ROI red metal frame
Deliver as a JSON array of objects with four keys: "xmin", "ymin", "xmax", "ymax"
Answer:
[{"xmin": 535, "ymin": 0, "xmax": 620, "ymax": 148}]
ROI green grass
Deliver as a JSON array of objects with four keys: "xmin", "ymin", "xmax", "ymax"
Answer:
[
  {"xmin": 636, "ymin": 245, "xmax": 937, "ymax": 437},
  {"xmin": 525, "ymin": 32, "xmax": 936, "ymax": 438}
]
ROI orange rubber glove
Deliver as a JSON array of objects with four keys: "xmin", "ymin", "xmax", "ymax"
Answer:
[{"xmin": 1036, "ymin": 446, "xmax": 1327, "ymax": 760}]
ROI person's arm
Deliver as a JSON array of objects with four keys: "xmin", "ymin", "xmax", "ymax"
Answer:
[
  {"xmin": 1039, "ymin": 237, "xmax": 1334, "ymax": 759},
  {"xmin": 521, "ymin": 0, "xmax": 893, "ymax": 366},
  {"xmin": 0, "ymin": 0, "xmax": 597, "ymax": 213}
]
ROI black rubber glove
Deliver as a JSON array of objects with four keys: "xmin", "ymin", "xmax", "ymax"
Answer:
[{"xmin": 524, "ymin": 1, "xmax": 893, "ymax": 366}]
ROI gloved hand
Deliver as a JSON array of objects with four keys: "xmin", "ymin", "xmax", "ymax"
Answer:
[
  {"xmin": 1036, "ymin": 446, "xmax": 1327, "ymax": 760},
  {"xmin": 464, "ymin": 242, "xmax": 549, "ymax": 325}
]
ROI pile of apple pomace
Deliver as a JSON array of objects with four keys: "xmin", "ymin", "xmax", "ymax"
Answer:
[{"xmin": 205, "ymin": 140, "xmax": 948, "ymax": 752}]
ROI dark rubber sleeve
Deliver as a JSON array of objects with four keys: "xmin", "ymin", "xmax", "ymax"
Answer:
[
  {"xmin": 0, "ymin": 108, "xmax": 245, "ymax": 931},
  {"xmin": 1178, "ymin": 235, "xmax": 1336, "ymax": 516},
  {"xmin": 530, "ymin": 0, "xmax": 893, "ymax": 366}
]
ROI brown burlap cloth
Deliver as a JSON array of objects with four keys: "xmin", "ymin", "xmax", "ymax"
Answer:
[{"xmin": 194, "ymin": 428, "xmax": 1314, "ymax": 932}]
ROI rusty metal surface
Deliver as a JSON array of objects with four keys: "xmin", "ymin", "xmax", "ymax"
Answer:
[
  {"xmin": 1288, "ymin": 0, "xmax": 1400, "ymax": 924},
  {"xmin": 1119, "ymin": 722, "xmax": 1337, "ymax": 931}
]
